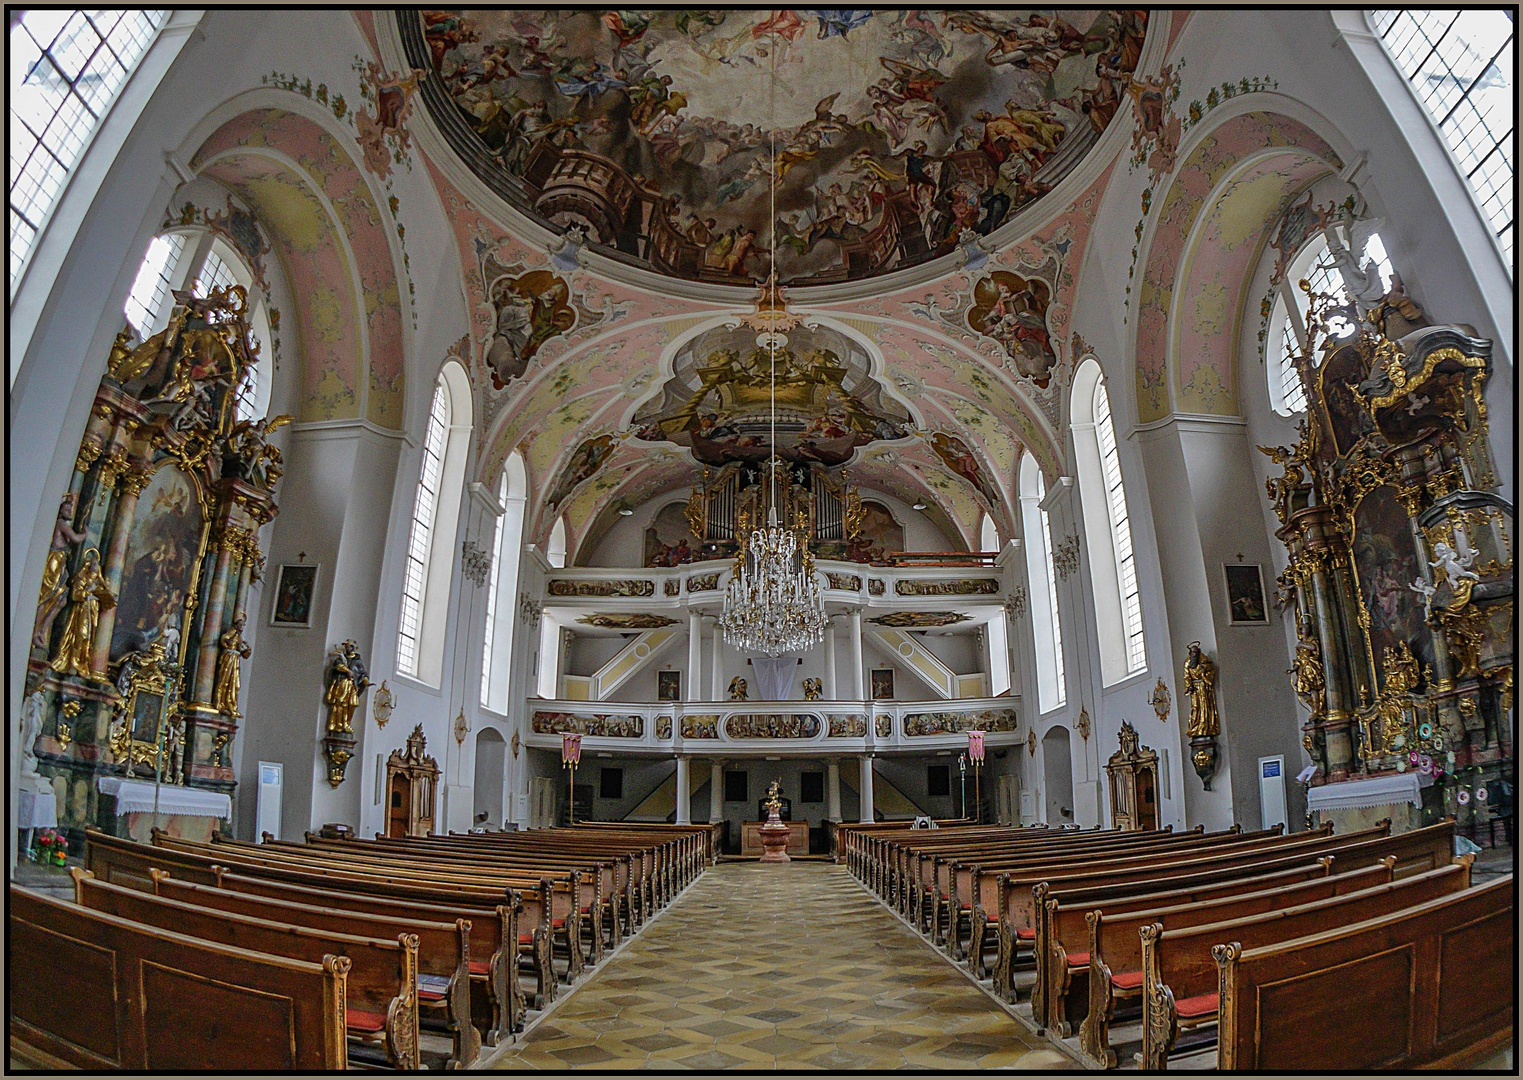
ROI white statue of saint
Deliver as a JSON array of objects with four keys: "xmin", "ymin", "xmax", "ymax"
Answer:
[
  {"xmin": 1429, "ymin": 541, "xmax": 1480, "ymax": 590},
  {"xmin": 19, "ymin": 690, "xmax": 47, "ymax": 784}
]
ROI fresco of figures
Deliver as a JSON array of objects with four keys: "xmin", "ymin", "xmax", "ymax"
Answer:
[{"xmin": 412, "ymin": 10, "xmax": 1147, "ymax": 284}]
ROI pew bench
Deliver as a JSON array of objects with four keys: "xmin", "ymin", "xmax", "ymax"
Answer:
[
  {"xmin": 9, "ymin": 886, "xmax": 348, "ymax": 1070},
  {"xmin": 1215, "ymin": 875, "xmax": 1514, "ymax": 1070}
]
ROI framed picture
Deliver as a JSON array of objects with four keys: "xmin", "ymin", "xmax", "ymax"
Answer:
[
  {"xmin": 271, "ymin": 563, "xmax": 319, "ymax": 627},
  {"xmin": 1224, "ymin": 563, "xmax": 1269, "ymax": 625},
  {"xmin": 871, "ymin": 668, "xmax": 894, "ymax": 700},
  {"xmin": 657, "ymin": 670, "xmax": 681, "ymax": 702}
]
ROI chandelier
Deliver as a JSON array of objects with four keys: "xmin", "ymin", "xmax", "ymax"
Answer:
[{"xmin": 719, "ymin": 42, "xmax": 827, "ymax": 659}]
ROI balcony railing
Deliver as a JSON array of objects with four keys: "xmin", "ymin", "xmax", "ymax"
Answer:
[
  {"xmin": 523, "ymin": 695, "xmax": 1024, "ymax": 755},
  {"xmin": 541, "ymin": 556, "xmax": 1012, "ymax": 606}
]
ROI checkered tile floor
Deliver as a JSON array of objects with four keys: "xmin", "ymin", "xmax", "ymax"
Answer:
[{"xmin": 488, "ymin": 862, "xmax": 1072, "ymax": 1070}]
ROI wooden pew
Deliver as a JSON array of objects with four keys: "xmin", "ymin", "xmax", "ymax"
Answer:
[
  {"xmin": 1215, "ymin": 876, "xmax": 1514, "ymax": 1070},
  {"xmin": 9, "ymin": 885, "xmax": 347, "ymax": 1070},
  {"xmin": 154, "ymin": 831, "xmax": 575, "ymax": 993},
  {"xmin": 1139, "ymin": 861, "xmax": 1473, "ymax": 1069},
  {"xmin": 992, "ymin": 822, "xmax": 1430, "ymax": 1013},
  {"xmin": 84, "ymin": 830, "xmax": 531, "ymax": 1027},
  {"xmin": 147, "ymin": 870, "xmax": 487, "ymax": 1062},
  {"xmin": 1071, "ymin": 858, "xmax": 1395, "ymax": 1064},
  {"xmin": 72, "ymin": 869, "xmax": 421, "ymax": 1069}
]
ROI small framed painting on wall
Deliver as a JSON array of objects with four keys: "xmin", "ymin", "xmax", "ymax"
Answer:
[
  {"xmin": 271, "ymin": 563, "xmax": 319, "ymax": 627},
  {"xmin": 871, "ymin": 668, "xmax": 895, "ymax": 700},
  {"xmin": 1224, "ymin": 563, "xmax": 1269, "ymax": 625},
  {"xmin": 657, "ymin": 670, "xmax": 681, "ymax": 701}
]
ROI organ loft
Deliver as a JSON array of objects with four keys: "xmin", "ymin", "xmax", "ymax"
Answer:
[{"xmin": 9, "ymin": 8, "xmax": 1513, "ymax": 1072}]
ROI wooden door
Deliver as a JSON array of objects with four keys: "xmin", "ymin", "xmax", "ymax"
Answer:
[
  {"xmin": 1136, "ymin": 766, "xmax": 1158, "ymax": 831},
  {"xmin": 388, "ymin": 772, "xmax": 412, "ymax": 838}
]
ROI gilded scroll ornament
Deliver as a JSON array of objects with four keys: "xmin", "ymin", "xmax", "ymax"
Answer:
[
  {"xmin": 1148, "ymin": 678, "xmax": 1171, "ymax": 724},
  {"xmin": 48, "ymin": 549, "xmax": 115, "ymax": 678},
  {"xmin": 372, "ymin": 680, "xmax": 395, "ymax": 729}
]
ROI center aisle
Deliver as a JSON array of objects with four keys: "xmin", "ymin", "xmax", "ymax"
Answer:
[{"xmin": 487, "ymin": 861, "xmax": 1075, "ymax": 1070}]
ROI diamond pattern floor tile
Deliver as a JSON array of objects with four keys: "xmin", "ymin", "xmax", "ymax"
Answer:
[{"xmin": 488, "ymin": 862, "xmax": 1070, "ymax": 1070}]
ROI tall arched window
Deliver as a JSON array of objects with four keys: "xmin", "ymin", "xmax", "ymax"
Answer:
[
  {"xmin": 1266, "ymin": 228, "xmax": 1394, "ymax": 415},
  {"xmin": 547, "ymin": 516, "xmax": 568, "ymax": 569},
  {"xmin": 398, "ymin": 362, "xmax": 472, "ymax": 684},
  {"xmin": 1371, "ymin": 10, "xmax": 1514, "ymax": 262},
  {"xmin": 1072, "ymin": 360, "xmax": 1146, "ymax": 683},
  {"xmin": 122, "ymin": 229, "xmax": 274, "ymax": 420},
  {"xmin": 481, "ymin": 451, "xmax": 527, "ymax": 712},
  {"xmin": 981, "ymin": 514, "xmax": 1012, "ymax": 696},
  {"xmin": 1019, "ymin": 455, "xmax": 1065, "ymax": 713},
  {"xmin": 10, "ymin": 9, "xmax": 169, "ymax": 285}
]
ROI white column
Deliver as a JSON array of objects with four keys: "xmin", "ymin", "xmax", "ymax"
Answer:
[
  {"xmin": 827, "ymin": 758, "xmax": 842, "ymax": 822},
  {"xmin": 850, "ymin": 609, "xmax": 865, "ymax": 699},
  {"xmin": 686, "ymin": 611, "xmax": 701, "ymax": 701},
  {"xmin": 675, "ymin": 756, "xmax": 691, "ymax": 825},
  {"xmin": 710, "ymin": 616, "xmax": 723, "ymax": 700},
  {"xmin": 858, "ymin": 754, "xmax": 875, "ymax": 823},
  {"xmin": 823, "ymin": 618, "xmax": 837, "ymax": 699},
  {"xmin": 709, "ymin": 758, "xmax": 724, "ymax": 824}
]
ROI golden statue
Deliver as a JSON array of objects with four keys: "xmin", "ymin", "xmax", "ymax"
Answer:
[
  {"xmin": 728, "ymin": 676, "xmax": 748, "ymax": 701},
  {"xmin": 324, "ymin": 640, "xmax": 371, "ymax": 734},
  {"xmin": 1290, "ymin": 639, "xmax": 1325, "ymax": 712},
  {"xmin": 212, "ymin": 616, "xmax": 251, "ymax": 716},
  {"xmin": 763, "ymin": 780, "xmax": 783, "ymax": 818},
  {"xmin": 802, "ymin": 677, "xmax": 823, "ymax": 701},
  {"xmin": 49, "ymin": 549, "xmax": 115, "ymax": 678},
  {"xmin": 1182, "ymin": 641, "xmax": 1219, "ymax": 738}
]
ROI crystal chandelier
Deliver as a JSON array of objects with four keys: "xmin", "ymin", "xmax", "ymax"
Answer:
[{"xmin": 719, "ymin": 43, "xmax": 827, "ymax": 659}]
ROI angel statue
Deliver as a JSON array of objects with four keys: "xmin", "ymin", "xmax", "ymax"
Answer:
[
  {"xmin": 1408, "ymin": 577, "xmax": 1438, "ymax": 621},
  {"xmin": 1322, "ymin": 218, "xmax": 1388, "ymax": 316},
  {"xmin": 1429, "ymin": 541, "xmax": 1480, "ymax": 591},
  {"xmin": 324, "ymin": 640, "xmax": 372, "ymax": 734},
  {"xmin": 728, "ymin": 676, "xmax": 748, "ymax": 701},
  {"xmin": 1182, "ymin": 641, "xmax": 1220, "ymax": 738},
  {"xmin": 802, "ymin": 677, "xmax": 823, "ymax": 701}
]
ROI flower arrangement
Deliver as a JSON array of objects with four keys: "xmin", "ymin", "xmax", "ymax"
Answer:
[{"xmin": 33, "ymin": 829, "xmax": 67, "ymax": 866}]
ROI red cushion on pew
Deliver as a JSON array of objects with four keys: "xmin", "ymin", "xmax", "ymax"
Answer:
[
  {"xmin": 1174, "ymin": 992, "xmax": 1218, "ymax": 1019},
  {"xmin": 418, "ymin": 988, "xmax": 446, "ymax": 1003},
  {"xmin": 1015, "ymin": 927, "xmax": 1036, "ymax": 940},
  {"xmin": 467, "ymin": 960, "xmax": 491, "ymax": 975},
  {"xmin": 1065, "ymin": 951, "xmax": 1089, "ymax": 967},
  {"xmin": 1111, "ymin": 970, "xmax": 1144, "ymax": 991},
  {"xmin": 551, "ymin": 918, "xmax": 566, "ymax": 929},
  {"xmin": 580, "ymin": 906, "xmax": 591, "ymax": 915},
  {"xmin": 346, "ymin": 1008, "xmax": 388, "ymax": 1033},
  {"xmin": 517, "ymin": 933, "xmax": 534, "ymax": 945}
]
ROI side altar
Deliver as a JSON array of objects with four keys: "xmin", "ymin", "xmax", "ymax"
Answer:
[
  {"xmin": 21, "ymin": 285, "xmax": 284, "ymax": 851},
  {"xmin": 1262, "ymin": 238, "xmax": 1512, "ymax": 838}
]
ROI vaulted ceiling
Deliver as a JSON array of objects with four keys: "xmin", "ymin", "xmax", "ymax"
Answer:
[{"xmin": 352, "ymin": 10, "xmax": 1176, "ymax": 557}]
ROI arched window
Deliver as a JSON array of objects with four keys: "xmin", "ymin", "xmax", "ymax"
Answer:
[
  {"xmin": 1072, "ymin": 360, "xmax": 1146, "ymax": 683},
  {"xmin": 481, "ymin": 451, "xmax": 527, "ymax": 712},
  {"xmin": 1371, "ymin": 10, "xmax": 1514, "ymax": 262},
  {"xmin": 547, "ymin": 516, "xmax": 568, "ymax": 569},
  {"xmin": 122, "ymin": 230, "xmax": 274, "ymax": 420},
  {"xmin": 1267, "ymin": 228, "xmax": 1394, "ymax": 415},
  {"xmin": 1019, "ymin": 455, "xmax": 1065, "ymax": 713},
  {"xmin": 398, "ymin": 362, "xmax": 472, "ymax": 684},
  {"xmin": 10, "ymin": 9, "xmax": 169, "ymax": 286},
  {"xmin": 981, "ymin": 514, "xmax": 1012, "ymax": 696}
]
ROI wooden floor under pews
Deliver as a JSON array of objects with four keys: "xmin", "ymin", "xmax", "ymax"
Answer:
[{"xmin": 841, "ymin": 817, "xmax": 1515, "ymax": 1071}]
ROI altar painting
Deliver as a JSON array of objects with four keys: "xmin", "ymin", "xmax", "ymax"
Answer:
[
  {"xmin": 110, "ymin": 465, "xmax": 204, "ymax": 663},
  {"xmin": 1351, "ymin": 485, "xmax": 1434, "ymax": 694}
]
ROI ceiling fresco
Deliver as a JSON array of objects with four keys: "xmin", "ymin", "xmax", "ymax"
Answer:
[{"xmin": 402, "ymin": 9, "xmax": 1148, "ymax": 284}]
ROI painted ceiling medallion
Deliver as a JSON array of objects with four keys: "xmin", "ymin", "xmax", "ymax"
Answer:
[{"xmin": 404, "ymin": 9, "xmax": 1148, "ymax": 285}]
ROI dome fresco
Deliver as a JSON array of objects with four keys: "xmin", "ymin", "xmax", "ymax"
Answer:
[{"xmin": 403, "ymin": 9, "xmax": 1148, "ymax": 285}]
